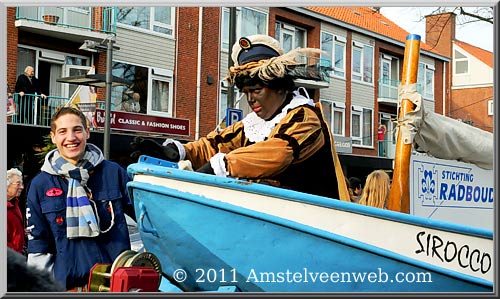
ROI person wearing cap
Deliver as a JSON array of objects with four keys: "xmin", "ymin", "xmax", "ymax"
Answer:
[{"xmin": 131, "ymin": 34, "xmax": 340, "ymax": 199}]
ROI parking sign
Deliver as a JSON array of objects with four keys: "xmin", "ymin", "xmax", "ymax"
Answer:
[{"xmin": 226, "ymin": 108, "xmax": 243, "ymax": 126}]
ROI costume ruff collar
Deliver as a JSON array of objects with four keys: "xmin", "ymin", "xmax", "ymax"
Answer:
[{"xmin": 242, "ymin": 90, "xmax": 314, "ymax": 142}]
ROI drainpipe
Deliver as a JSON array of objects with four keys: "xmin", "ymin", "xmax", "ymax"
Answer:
[
  {"xmin": 442, "ymin": 61, "xmax": 446, "ymax": 116},
  {"xmin": 227, "ymin": 7, "xmax": 237, "ymax": 108},
  {"xmin": 173, "ymin": 8, "xmax": 179, "ymax": 119},
  {"xmin": 195, "ymin": 7, "xmax": 203, "ymax": 140}
]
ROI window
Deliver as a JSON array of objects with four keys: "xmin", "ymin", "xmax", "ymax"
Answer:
[
  {"xmin": 379, "ymin": 54, "xmax": 400, "ymax": 99},
  {"xmin": 321, "ymin": 32, "xmax": 346, "ymax": 78},
  {"xmin": 418, "ymin": 63, "xmax": 435, "ymax": 100},
  {"xmin": 275, "ymin": 21, "xmax": 306, "ymax": 53},
  {"xmin": 351, "ymin": 105, "xmax": 373, "ymax": 146},
  {"xmin": 454, "ymin": 49, "xmax": 468, "ymax": 74},
  {"xmin": 151, "ymin": 69, "xmax": 174, "ymax": 116},
  {"xmin": 488, "ymin": 100, "xmax": 493, "ymax": 116},
  {"xmin": 221, "ymin": 7, "xmax": 268, "ymax": 50},
  {"xmin": 352, "ymin": 41, "xmax": 373, "ymax": 84},
  {"xmin": 117, "ymin": 7, "xmax": 174, "ymax": 36},
  {"xmin": 219, "ymin": 84, "xmax": 242, "ymax": 124},
  {"xmin": 320, "ymin": 99, "xmax": 345, "ymax": 135},
  {"xmin": 112, "ymin": 62, "xmax": 173, "ymax": 116}
]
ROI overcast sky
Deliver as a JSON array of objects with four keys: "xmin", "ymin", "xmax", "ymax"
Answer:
[{"xmin": 380, "ymin": 7, "xmax": 494, "ymax": 52}]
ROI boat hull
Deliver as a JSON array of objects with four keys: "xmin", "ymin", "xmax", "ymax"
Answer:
[{"xmin": 127, "ymin": 162, "xmax": 493, "ymax": 292}]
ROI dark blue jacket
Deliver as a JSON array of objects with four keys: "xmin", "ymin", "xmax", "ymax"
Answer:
[{"xmin": 26, "ymin": 160, "xmax": 132, "ymax": 290}]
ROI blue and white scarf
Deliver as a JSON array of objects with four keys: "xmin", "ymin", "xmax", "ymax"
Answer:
[{"xmin": 41, "ymin": 143, "xmax": 104, "ymax": 239}]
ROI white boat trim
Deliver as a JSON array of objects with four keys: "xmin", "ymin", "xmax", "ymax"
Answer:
[{"xmin": 133, "ymin": 173, "xmax": 493, "ymax": 283}]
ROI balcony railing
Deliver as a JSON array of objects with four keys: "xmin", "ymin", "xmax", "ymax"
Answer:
[
  {"xmin": 378, "ymin": 140, "xmax": 396, "ymax": 159},
  {"xmin": 289, "ymin": 54, "xmax": 332, "ymax": 83},
  {"xmin": 16, "ymin": 7, "xmax": 116, "ymax": 35},
  {"xmin": 8, "ymin": 94, "xmax": 70, "ymax": 127},
  {"xmin": 378, "ymin": 78, "xmax": 424, "ymax": 101}
]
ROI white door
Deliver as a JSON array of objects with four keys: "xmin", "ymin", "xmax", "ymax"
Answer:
[{"xmin": 63, "ymin": 65, "xmax": 92, "ymax": 98}]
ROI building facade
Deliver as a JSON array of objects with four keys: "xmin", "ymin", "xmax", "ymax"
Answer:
[
  {"xmin": 425, "ymin": 12, "xmax": 494, "ymax": 132},
  {"xmin": 6, "ymin": 6, "xmax": 452, "ymax": 181}
]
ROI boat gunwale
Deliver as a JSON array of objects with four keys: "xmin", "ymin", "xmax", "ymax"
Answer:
[{"xmin": 127, "ymin": 163, "xmax": 493, "ymax": 239}]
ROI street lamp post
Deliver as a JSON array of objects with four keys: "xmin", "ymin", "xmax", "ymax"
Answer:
[
  {"xmin": 78, "ymin": 37, "xmax": 119, "ymax": 160},
  {"xmin": 104, "ymin": 37, "xmax": 114, "ymax": 159}
]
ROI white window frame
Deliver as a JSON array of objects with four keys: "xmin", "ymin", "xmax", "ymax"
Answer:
[
  {"xmin": 275, "ymin": 21, "xmax": 307, "ymax": 53},
  {"xmin": 351, "ymin": 105, "xmax": 373, "ymax": 148},
  {"xmin": 221, "ymin": 7, "xmax": 268, "ymax": 51},
  {"xmin": 454, "ymin": 49, "xmax": 469, "ymax": 75},
  {"xmin": 219, "ymin": 82, "xmax": 243, "ymax": 124},
  {"xmin": 352, "ymin": 44, "xmax": 363, "ymax": 81},
  {"xmin": 332, "ymin": 102, "xmax": 345, "ymax": 136},
  {"xmin": 64, "ymin": 65, "xmax": 92, "ymax": 98},
  {"xmin": 112, "ymin": 61, "xmax": 174, "ymax": 117},
  {"xmin": 148, "ymin": 68, "xmax": 174, "ymax": 117},
  {"xmin": 418, "ymin": 62, "xmax": 435, "ymax": 100},
  {"xmin": 116, "ymin": 7, "xmax": 175, "ymax": 37},
  {"xmin": 320, "ymin": 31, "xmax": 346, "ymax": 79},
  {"xmin": 351, "ymin": 41, "xmax": 373, "ymax": 85},
  {"xmin": 320, "ymin": 99, "xmax": 345, "ymax": 136}
]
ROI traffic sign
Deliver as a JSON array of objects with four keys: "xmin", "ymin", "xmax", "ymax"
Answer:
[{"xmin": 226, "ymin": 108, "xmax": 243, "ymax": 126}]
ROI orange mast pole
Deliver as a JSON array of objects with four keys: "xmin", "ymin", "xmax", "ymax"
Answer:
[{"xmin": 387, "ymin": 34, "xmax": 421, "ymax": 213}]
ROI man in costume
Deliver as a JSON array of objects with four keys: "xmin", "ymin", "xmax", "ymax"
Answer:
[{"xmin": 131, "ymin": 34, "xmax": 341, "ymax": 199}]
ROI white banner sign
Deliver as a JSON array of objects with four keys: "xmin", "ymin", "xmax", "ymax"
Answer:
[{"xmin": 410, "ymin": 154, "xmax": 494, "ymax": 230}]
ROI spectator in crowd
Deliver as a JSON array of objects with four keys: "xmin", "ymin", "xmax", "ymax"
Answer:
[
  {"xmin": 358, "ymin": 170, "xmax": 391, "ymax": 209},
  {"xmin": 26, "ymin": 106, "xmax": 134, "ymax": 291},
  {"xmin": 15, "ymin": 66, "xmax": 46, "ymax": 124},
  {"xmin": 7, "ymin": 168, "xmax": 26, "ymax": 255},
  {"xmin": 7, "ymin": 247, "xmax": 66, "ymax": 292},
  {"xmin": 377, "ymin": 124, "xmax": 387, "ymax": 156},
  {"xmin": 122, "ymin": 92, "xmax": 141, "ymax": 113},
  {"xmin": 348, "ymin": 176, "xmax": 363, "ymax": 203},
  {"xmin": 130, "ymin": 34, "xmax": 343, "ymax": 199}
]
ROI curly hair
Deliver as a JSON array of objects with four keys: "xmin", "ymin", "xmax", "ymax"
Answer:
[
  {"xmin": 7, "ymin": 168, "xmax": 22, "ymax": 185},
  {"xmin": 226, "ymin": 47, "xmax": 324, "ymax": 90}
]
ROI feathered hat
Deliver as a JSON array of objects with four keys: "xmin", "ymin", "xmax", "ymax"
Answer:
[{"xmin": 225, "ymin": 34, "xmax": 325, "ymax": 86}]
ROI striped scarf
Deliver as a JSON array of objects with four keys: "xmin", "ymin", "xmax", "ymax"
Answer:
[{"xmin": 41, "ymin": 143, "xmax": 104, "ymax": 239}]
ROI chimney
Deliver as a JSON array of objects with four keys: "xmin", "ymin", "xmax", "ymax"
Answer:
[
  {"xmin": 425, "ymin": 12, "xmax": 456, "ymax": 57},
  {"xmin": 371, "ymin": 7, "xmax": 381, "ymax": 13}
]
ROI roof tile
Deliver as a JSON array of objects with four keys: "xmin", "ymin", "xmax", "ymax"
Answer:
[{"xmin": 305, "ymin": 7, "xmax": 437, "ymax": 54}]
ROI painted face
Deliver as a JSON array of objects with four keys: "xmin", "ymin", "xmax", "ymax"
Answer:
[
  {"xmin": 50, "ymin": 113, "xmax": 90, "ymax": 165},
  {"xmin": 7, "ymin": 175, "xmax": 24, "ymax": 200},
  {"xmin": 242, "ymin": 84, "xmax": 286, "ymax": 121}
]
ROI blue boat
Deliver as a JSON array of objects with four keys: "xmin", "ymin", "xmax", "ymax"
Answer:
[
  {"xmin": 125, "ymin": 34, "xmax": 493, "ymax": 293},
  {"xmin": 126, "ymin": 156, "xmax": 493, "ymax": 292}
]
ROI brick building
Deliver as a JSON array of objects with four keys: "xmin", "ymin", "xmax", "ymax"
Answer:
[
  {"xmin": 425, "ymin": 12, "xmax": 494, "ymax": 132},
  {"xmin": 6, "ymin": 5, "xmax": 455, "ymax": 181}
]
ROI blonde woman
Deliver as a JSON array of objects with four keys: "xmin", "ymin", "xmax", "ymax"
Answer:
[{"xmin": 358, "ymin": 170, "xmax": 391, "ymax": 209}]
